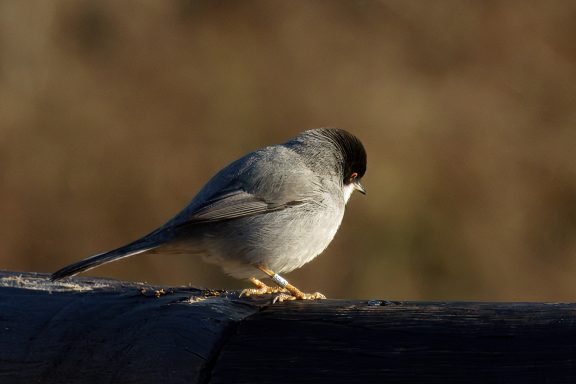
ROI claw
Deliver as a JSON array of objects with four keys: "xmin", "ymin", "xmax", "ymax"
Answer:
[
  {"xmin": 239, "ymin": 286, "xmax": 288, "ymax": 298},
  {"xmin": 240, "ymin": 277, "xmax": 289, "ymax": 298},
  {"xmin": 242, "ymin": 271, "xmax": 326, "ymax": 303},
  {"xmin": 273, "ymin": 291, "xmax": 326, "ymax": 303}
]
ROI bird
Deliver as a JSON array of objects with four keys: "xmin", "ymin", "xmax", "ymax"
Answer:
[{"xmin": 51, "ymin": 128, "xmax": 367, "ymax": 301}]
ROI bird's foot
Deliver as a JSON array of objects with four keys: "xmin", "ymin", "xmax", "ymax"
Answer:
[
  {"xmin": 273, "ymin": 291, "xmax": 326, "ymax": 303},
  {"xmin": 251, "ymin": 266, "xmax": 327, "ymax": 303},
  {"xmin": 239, "ymin": 277, "xmax": 289, "ymax": 298}
]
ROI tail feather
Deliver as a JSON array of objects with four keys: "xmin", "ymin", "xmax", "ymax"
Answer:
[{"xmin": 50, "ymin": 239, "xmax": 161, "ymax": 281}]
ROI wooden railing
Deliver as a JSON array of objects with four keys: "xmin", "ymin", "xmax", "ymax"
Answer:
[{"xmin": 1, "ymin": 270, "xmax": 574, "ymax": 383}]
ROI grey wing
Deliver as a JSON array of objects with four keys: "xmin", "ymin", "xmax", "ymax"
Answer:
[
  {"xmin": 179, "ymin": 188, "xmax": 306, "ymax": 225},
  {"xmin": 171, "ymin": 146, "xmax": 316, "ymax": 228}
]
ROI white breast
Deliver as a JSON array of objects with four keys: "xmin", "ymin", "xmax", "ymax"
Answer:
[{"xmin": 343, "ymin": 183, "xmax": 355, "ymax": 203}]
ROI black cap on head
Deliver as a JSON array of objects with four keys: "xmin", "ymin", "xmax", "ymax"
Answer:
[{"xmin": 312, "ymin": 128, "xmax": 367, "ymax": 182}]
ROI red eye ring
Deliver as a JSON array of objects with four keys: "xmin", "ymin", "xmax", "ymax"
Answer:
[{"xmin": 350, "ymin": 172, "xmax": 358, "ymax": 180}]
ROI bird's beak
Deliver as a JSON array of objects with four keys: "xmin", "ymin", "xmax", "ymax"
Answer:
[{"xmin": 353, "ymin": 180, "xmax": 366, "ymax": 195}]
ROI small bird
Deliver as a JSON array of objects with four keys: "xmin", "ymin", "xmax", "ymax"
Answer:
[{"xmin": 51, "ymin": 128, "xmax": 366, "ymax": 301}]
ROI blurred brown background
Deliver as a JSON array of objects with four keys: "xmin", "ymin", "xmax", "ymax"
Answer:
[{"xmin": 1, "ymin": 1, "xmax": 575, "ymax": 301}]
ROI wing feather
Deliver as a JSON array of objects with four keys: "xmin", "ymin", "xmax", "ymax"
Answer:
[
  {"xmin": 169, "ymin": 146, "xmax": 315, "ymax": 229},
  {"xmin": 175, "ymin": 189, "xmax": 306, "ymax": 226}
]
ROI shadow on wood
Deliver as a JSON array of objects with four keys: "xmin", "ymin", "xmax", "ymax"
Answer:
[{"xmin": 1, "ymin": 270, "xmax": 575, "ymax": 383}]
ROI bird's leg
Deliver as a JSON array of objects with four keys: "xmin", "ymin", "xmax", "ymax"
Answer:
[
  {"xmin": 239, "ymin": 277, "xmax": 289, "ymax": 297},
  {"xmin": 257, "ymin": 266, "xmax": 326, "ymax": 303}
]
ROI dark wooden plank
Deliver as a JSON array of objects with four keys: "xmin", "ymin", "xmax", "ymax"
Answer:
[
  {"xmin": 3, "ymin": 270, "xmax": 576, "ymax": 383},
  {"xmin": 0, "ymin": 270, "xmax": 264, "ymax": 384},
  {"xmin": 210, "ymin": 300, "xmax": 576, "ymax": 384}
]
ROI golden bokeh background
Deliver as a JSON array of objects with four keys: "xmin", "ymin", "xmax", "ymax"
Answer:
[{"xmin": 1, "ymin": 1, "xmax": 575, "ymax": 300}]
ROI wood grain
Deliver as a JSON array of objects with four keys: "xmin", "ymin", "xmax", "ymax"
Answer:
[
  {"xmin": 211, "ymin": 300, "xmax": 576, "ymax": 383},
  {"xmin": 1, "ymin": 271, "xmax": 575, "ymax": 383}
]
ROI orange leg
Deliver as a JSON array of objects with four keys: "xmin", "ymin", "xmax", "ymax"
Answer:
[
  {"xmin": 239, "ymin": 277, "xmax": 289, "ymax": 298},
  {"xmin": 256, "ymin": 266, "xmax": 326, "ymax": 303}
]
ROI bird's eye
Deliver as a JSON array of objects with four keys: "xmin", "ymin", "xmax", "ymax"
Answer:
[{"xmin": 349, "ymin": 172, "xmax": 358, "ymax": 183}]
